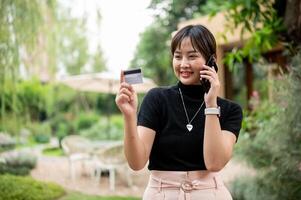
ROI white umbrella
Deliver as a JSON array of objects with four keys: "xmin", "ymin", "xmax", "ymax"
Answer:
[{"xmin": 58, "ymin": 71, "xmax": 156, "ymax": 94}]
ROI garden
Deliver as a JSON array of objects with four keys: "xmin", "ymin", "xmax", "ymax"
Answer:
[{"xmin": 1, "ymin": 0, "xmax": 301, "ymax": 200}]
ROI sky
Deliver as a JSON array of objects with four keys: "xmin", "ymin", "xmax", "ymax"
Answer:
[{"xmin": 71, "ymin": 0, "xmax": 153, "ymax": 73}]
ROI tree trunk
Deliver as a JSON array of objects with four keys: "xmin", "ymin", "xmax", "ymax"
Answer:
[{"xmin": 283, "ymin": 0, "xmax": 301, "ymax": 45}]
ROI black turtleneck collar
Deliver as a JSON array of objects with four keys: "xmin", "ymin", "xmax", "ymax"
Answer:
[{"xmin": 177, "ymin": 81, "xmax": 205, "ymax": 99}]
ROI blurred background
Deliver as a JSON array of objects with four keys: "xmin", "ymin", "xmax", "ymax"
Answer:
[{"xmin": 0, "ymin": 0, "xmax": 300, "ymax": 200}]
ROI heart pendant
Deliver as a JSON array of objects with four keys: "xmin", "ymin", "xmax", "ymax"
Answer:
[{"xmin": 186, "ymin": 124, "xmax": 193, "ymax": 132}]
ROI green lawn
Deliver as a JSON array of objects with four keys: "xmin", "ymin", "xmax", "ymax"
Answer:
[
  {"xmin": 59, "ymin": 192, "xmax": 140, "ymax": 200},
  {"xmin": 42, "ymin": 147, "xmax": 64, "ymax": 156}
]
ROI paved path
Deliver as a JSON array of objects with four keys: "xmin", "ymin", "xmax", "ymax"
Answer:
[{"xmin": 31, "ymin": 155, "xmax": 254, "ymax": 198}]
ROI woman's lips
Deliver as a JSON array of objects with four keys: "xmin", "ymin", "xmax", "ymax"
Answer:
[{"xmin": 180, "ymin": 71, "xmax": 193, "ymax": 78}]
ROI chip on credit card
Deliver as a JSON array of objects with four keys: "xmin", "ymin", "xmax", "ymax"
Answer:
[{"xmin": 124, "ymin": 68, "xmax": 143, "ymax": 84}]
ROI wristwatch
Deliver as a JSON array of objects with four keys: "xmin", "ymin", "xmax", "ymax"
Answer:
[{"xmin": 204, "ymin": 106, "xmax": 221, "ymax": 117}]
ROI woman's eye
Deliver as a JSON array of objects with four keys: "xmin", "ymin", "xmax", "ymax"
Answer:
[{"xmin": 174, "ymin": 55, "xmax": 181, "ymax": 59}]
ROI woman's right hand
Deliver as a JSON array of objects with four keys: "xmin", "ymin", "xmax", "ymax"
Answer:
[{"xmin": 115, "ymin": 70, "xmax": 138, "ymax": 117}]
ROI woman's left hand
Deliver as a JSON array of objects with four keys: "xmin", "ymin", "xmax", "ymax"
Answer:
[{"xmin": 200, "ymin": 64, "xmax": 220, "ymax": 107}]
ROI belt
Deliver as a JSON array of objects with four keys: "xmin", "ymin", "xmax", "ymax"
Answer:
[{"xmin": 149, "ymin": 171, "xmax": 223, "ymax": 200}]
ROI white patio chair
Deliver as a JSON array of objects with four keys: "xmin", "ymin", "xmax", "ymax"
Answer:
[
  {"xmin": 61, "ymin": 135, "xmax": 93, "ymax": 180},
  {"xmin": 92, "ymin": 142, "xmax": 133, "ymax": 191}
]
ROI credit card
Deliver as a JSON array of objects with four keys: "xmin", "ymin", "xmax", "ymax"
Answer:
[{"xmin": 124, "ymin": 68, "xmax": 143, "ymax": 84}]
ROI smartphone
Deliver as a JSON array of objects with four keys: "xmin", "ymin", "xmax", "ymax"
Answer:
[{"xmin": 201, "ymin": 55, "xmax": 218, "ymax": 93}]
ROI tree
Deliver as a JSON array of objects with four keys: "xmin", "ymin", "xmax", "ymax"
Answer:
[
  {"xmin": 56, "ymin": 13, "xmax": 89, "ymax": 75},
  {"xmin": 131, "ymin": 0, "xmax": 208, "ymax": 85},
  {"xmin": 55, "ymin": 3, "xmax": 106, "ymax": 75},
  {"xmin": 91, "ymin": 45, "xmax": 107, "ymax": 73},
  {"xmin": 202, "ymin": 0, "xmax": 301, "ymax": 65},
  {"xmin": 0, "ymin": 0, "xmax": 107, "ymax": 133},
  {"xmin": 130, "ymin": 22, "xmax": 174, "ymax": 85},
  {"xmin": 130, "ymin": 0, "xmax": 210, "ymax": 85},
  {"xmin": 203, "ymin": 0, "xmax": 301, "ymax": 199},
  {"xmin": 0, "ymin": 0, "xmax": 46, "ymax": 131},
  {"xmin": 149, "ymin": 0, "xmax": 207, "ymax": 32}
]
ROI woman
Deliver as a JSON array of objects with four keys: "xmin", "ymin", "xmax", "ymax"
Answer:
[{"xmin": 115, "ymin": 24, "xmax": 243, "ymax": 200}]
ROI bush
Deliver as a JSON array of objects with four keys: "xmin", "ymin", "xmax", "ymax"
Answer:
[
  {"xmin": 232, "ymin": 52, "xmax": 301, "ymax": 199},
  {"xmin": 0, "ymin": 174, "xmax": 65, "ymax": 200},
  {"xmin": 0, "ymin": 150, "xmax": 37, "ymax": 176},
  {"xmin": 230, "ymin": 176, "xmax": 272, "ymax": 200},
  {"xmin": 234, "ymin": 100, "xmax": 279, "ymax": 168},
  {"xmin": 17, "ymin": 78, "xmax": 50, "ymax": 121},
  {"xmin": 51, "ymin": 84, "xmax": 78, "ymax": 113},
  {"xmin": 74, "ymin": 112, "xmax": 99, "ymax": 132},
  {"xmin": 0, "ymin": 132, "xmax": 16, "ymax": 152},
  {"xmin": 27, "ymin": 122, "xmax": 51, "ymax": 143},
  {"xmin": 0, "ymin": 115, "xmax": 23, "ymax": 136},
  {"xmin": 80, "ymin": 115, "xmax": 123, "ymax": 140},
  {"xmin": 49, "ymin": 113, "xmax": 75, "ymax": 138}
]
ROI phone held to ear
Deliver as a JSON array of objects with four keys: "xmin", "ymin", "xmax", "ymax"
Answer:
[{"xmin": 201, "ymin": 55, "xmax": 218, "ymax": 93}]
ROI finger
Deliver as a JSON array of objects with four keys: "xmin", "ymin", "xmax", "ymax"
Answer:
[
  {"xmin": 118, "ymin": 93, "xmax": 131, "ymax": 102},
  {"xmin": 120, "ymin": 82, "xmax": 134, "ymax": 92},
  {"xmin": 120, "ymin": 70, "xmax": 125, "ymax": 84},
  {"xmin": 200, "ymin": 74, "xmax": 213, "ymax": 82},
  {"xmin": 203, "ymin": 64, "xmax": 217, "ymax": 72},
  {"xmin": 120, "ymin": 87, "xmax": 132, "ymax": 97},
  {"xmin": 200, "ymin": 70, "xmax": 215, "ymax": 77}
]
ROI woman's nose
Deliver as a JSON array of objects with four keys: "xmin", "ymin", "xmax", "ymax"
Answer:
[{"xmin": 180, "ymin": 58, "xmax": 189, "ymax": 68}]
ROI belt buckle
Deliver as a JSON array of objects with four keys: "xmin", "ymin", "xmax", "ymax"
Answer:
[{"xmin": 180, "ymin": 180, "xmax": 193, "ymax": 192}]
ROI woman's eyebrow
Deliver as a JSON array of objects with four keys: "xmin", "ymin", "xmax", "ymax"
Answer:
[
  {"xmin": 188, "ymin": 50, "xmax": 198, "ymax": 54},
  {"xmin": 174, "ymin": 50, "xmax": 197, "ymax": 54}
]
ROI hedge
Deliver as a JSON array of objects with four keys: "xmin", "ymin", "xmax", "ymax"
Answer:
[{"xmin": 0, "ymin": 174, "xmax": 65, "ymax": 200}]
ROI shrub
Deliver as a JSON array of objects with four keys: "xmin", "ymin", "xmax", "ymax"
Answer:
[
  {"xmin": 232, "ymin": 52, "xmax": 301, "ymax": 199},
  {"xmin": 0, "ymin": 132, "xmax": 16, "ymax": 152},
  {"xmin": 49, "ymin": 113, "xmax": 75, "ymax": 139},
  {"xmin": 27, "ymin": 122, "xmax": 51, "ymax": 143},
  {"xmin": 19, "ymin": 128, "xmax": 31, "ymax": 145},
  {"xmin": 80, "ymin": 115, "xmax": 123, "ymax": 140},
  {"xmin": 0, "ymin": 174, "xmax": 65, "ymax": 200},
  {"xmin": 17, "ymin": 78, "xmax": 50, "ymax": 121},
  {"xmin": 234, "ymin": 100, "xmax": 279, "ymax": 168},
  {"xmin": 74, "ymin": 112, "xmax": 99, "ymax": 132},
  {"xmin": 51, "ymin": 84, "xmax": 78, "ymax": 113},
  {"xmin": 0, "ymin": 115, "xmax": 23, "ymax": 136},
  {"xmin": 0, "ymin": 150, "xmax": 37, "ymax": 176},
  {"xmin": 230, "ymin": 176, "xmax": 272, "ymax": 200}
]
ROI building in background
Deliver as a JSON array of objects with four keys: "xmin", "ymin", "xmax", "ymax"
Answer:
[{"xmin": 178, "ymin": 12, "xmax": 287, "ymax": 108}]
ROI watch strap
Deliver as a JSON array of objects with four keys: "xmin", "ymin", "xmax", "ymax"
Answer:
[{"xmin": 204, "ymin": 106, "xmax": 221, "ymax": 116}]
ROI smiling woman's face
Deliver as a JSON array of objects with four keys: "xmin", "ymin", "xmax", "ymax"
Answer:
[{"xmin": 172, "ymin": 37, "xmax": 206, "ymax": 85}]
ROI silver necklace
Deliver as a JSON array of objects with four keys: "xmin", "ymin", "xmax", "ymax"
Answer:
[{"xmin": 178, "ymin": 88, "xmax": 204, "ymax": 132}]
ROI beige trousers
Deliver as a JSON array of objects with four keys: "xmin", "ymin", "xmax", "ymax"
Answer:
[{"xmin": 143, "ymin": 170, "xmax": 232, "ymax": 200}]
